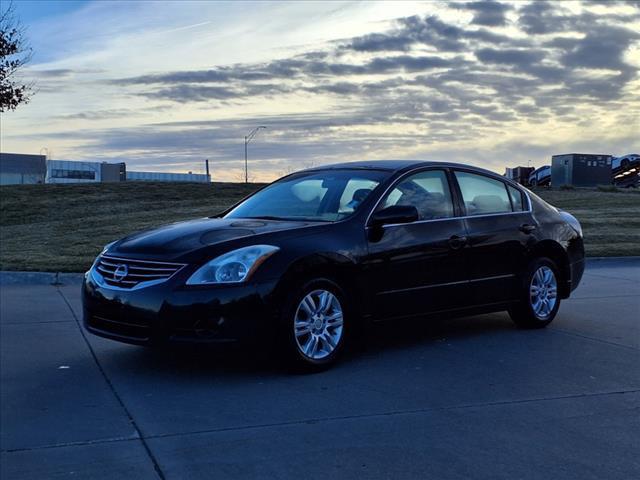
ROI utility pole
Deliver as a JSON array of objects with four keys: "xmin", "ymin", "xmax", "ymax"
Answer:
[{"xmin": 244, "ymin": 126, "xmax": 266, "ymax": 183}]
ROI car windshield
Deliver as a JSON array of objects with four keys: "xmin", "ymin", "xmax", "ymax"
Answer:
[{"xmin": 225, "ymin": 169, "xmax": 390, "ymax": 222}]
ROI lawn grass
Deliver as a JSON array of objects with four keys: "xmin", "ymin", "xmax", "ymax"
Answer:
[
  {"xmin": 1, "ymin": 182, "xmax": 639, "ymax": 272},
  {"xmin": 529, "ymin": 187, "xmax": 640, "ymax": 258}
]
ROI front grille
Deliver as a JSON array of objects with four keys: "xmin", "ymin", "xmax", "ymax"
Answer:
[{"xmin": 96, "ymin": 255, "xmax": 186, "ymax": 289}]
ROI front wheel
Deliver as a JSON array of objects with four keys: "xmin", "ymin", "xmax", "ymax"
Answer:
[
  {"xmin": 278, "ymin": 279, "xmax": 348, "ymax": 371},
  {"xmin": 509, "ymin": 258, "xmax": 561, "ymax": 328}
]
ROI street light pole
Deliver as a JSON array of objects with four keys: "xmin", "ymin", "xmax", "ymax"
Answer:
[{"xmin": 244, "ymin": 126, "xmax": 266, "ymax": 183}]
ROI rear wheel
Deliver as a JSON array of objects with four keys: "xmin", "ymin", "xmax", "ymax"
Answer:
[
  {"xmin": 509, "ymin": 257, "xmax": 561, "ymax": 328},
  {"xmin": 279, "ymin": 279, "xmax": 348, "ymax": 371}
]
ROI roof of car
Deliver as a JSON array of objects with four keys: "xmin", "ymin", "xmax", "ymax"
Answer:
[
  {"xmin": 303, "ymin": 160, "xmax": 507, "ymax": 179},
  {"xmin": 305, "ymin": 160, "xmax": 446, "ymax": 172}
]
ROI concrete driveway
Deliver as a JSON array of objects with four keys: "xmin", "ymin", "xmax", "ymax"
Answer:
[{"xmin": 1, "ymin": 259, "xmax": 639, "ymax": 479}]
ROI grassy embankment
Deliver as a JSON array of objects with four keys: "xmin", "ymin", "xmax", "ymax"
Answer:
[{"xmin": 1, "ymin": 182, "xmax": 638, "ymax": 272}]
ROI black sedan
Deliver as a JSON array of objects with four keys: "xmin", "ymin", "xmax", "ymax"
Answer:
[{"xmin": 83, "ymin": 161, "xmax": 585, "ymax": 370}]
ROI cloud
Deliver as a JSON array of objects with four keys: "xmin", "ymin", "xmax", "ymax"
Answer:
[
  {"xmin": 475, "ymin": 48, "xmax": 545, "ymax": 66},
  {"xmin": 347, "ymin": 32, "xmax": 414, "ymax": 52},
  {"xmin": 456, "ymin": 1, "xmax": 513, "ymax": 27},
  {"xmin": 516, "ymin": 1, "xmax": 559, "ymax": 34},
  {"xmin": 518, "ymin": 1, "xmax": 640, "ymax": 35},
  {"xmin": 5, "ymin": 1, "xmax": 640, "ymax": 180},
  {"xmin": 29, "ymin": 69, "xmax": 76, "ymax": 79},
  {"xmin": 559, "ymin": 25, "xmax": 640, "ymax": 72},
  {"xmin": 342, "ymin": 14, "xmax": 513, "ymax": 54},
  {"xmin": 140, "ymin": 85, "xmax": 241, "ymax": 102}
]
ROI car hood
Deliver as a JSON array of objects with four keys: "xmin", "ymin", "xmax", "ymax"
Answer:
[{"xmin": 111, "ymin": 217, "xmax": 321, "ymax": 257}]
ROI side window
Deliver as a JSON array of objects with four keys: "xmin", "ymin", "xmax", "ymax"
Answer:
[
  {"xmin": 454, "ymin": 171, "xmax": 512, "ymax": 216},
  {"xmin": 338, "ymin": 178, "xmax": 379, "ymax": 215},
  {"xmin": 507, "ymin": 185, "xmax": 525, "ymax": 211},
  {"xmin": 379, "ymin": 170, "xmax": 454, "ymax": 220}
]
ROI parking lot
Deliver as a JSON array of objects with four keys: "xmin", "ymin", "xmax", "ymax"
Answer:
[{"xmin": 1, "ymin": 259, "xmax": 638, "ymax": 479}]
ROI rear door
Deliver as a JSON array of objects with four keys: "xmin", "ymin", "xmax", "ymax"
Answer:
[
  {"xmin": 364, "ymin": 168, "xmax": 471, "ymax": 320},
  {"xmin": 452, "ymin": 170, "xmax": 533, "ymax": 306}
]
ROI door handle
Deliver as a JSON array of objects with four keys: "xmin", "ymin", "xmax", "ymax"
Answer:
[
  {"xmin": 448, "ymin": 235, "xmax": 468, "ymax": 250},
  {"xmin": 519, "ymin": 223, "xmax": 537, "ymax": 234}
]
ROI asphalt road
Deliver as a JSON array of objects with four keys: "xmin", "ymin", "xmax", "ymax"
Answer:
[{"xmin": 1, "ymin": 259, "xmax": 639, "ymax": 480}]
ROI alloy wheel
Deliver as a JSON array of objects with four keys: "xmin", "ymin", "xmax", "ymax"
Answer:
[
  {"xmin": 529, "ymin": 266, "xmax": 558, "ymax": 319},
  {"xmin": 294, "ymin": 289, "xmax": 344, "ymax": 360}
]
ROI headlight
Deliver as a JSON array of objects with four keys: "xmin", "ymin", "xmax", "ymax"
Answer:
[{"xmin": 186, "ymin": 245, "xmax": 279, "ymax": 285}]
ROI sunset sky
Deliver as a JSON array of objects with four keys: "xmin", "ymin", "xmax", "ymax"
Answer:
[{"xmin": 2, "ymin": 0, "xmax": 639, "ymax": 181}]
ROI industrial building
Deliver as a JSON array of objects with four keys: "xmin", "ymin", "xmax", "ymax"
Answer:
[
  {"xmin": 0, "ymin": 154, "xmax": 210, "ymax": 184},
  {"xmin": 551, "ymin": 153, "xmax": 612, "ymax": 187},
  {"xmin": 126, "ymin": 171, "xmax": 209, "ymax": 182},
  {"xmin": 0, "ymin": 153, "xmax": 47, "ymax": 185},
  {"xmin": 504, "ymin": 166, "xmax": 534, "ymax": 186},
  {"xmin": 46, "ymin": 160, "xmax": 126, "ymax": 184}
]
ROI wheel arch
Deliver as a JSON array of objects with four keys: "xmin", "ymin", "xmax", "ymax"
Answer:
[
  {"xmin": 271, "ymin": 252, "xmax": 363, "ymax": 317},
  {"xmin": 528, "ymin": 240, "xmax": 571, "ymax": 298}
]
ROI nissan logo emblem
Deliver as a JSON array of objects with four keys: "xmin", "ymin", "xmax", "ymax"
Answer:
[{"xmin": 113, "ymin": 264, "xmax": 128, "ymax": 282}]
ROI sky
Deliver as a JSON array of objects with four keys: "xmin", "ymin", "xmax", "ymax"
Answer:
[{"xmin": 2, "ymin": 0, "xmax": 639, "ymax": 182}]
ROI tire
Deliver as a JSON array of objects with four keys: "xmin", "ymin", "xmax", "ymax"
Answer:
[
  {"xmin": 277, "ymin": 278, "xmax": 349, "ymax": 372},
  {"xmin": 621, "ymin": 158, "xmax": 630, "ymax": 169},
  {"xmin": 509, "ymin": 257, "xmax": 561, "ymax": 329}
]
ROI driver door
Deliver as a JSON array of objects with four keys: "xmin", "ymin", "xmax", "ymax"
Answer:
[{"xmin": 363, "ymin": 169, "xmax": 470, "ymax": 320}]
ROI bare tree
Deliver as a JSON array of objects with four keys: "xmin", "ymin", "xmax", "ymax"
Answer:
[
  {"xmin": 234, "ymin": 168, "xmax": 256, "ymax": 183},
  {"xmin": 1, "ymin": 1, "xmax": 32, "ymax": 111},
  {"xmin": 278, "ymin": 165, "xmax": 296, "ymax": 177}
]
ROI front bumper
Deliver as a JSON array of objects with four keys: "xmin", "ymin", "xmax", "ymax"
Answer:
[
  {"xmin": 569, "ymin": 257, "xmax": 585, "ymax": 293},
  {"xmin": 82, "ymin": 269, "xmax": 278, "ymax": 346}
]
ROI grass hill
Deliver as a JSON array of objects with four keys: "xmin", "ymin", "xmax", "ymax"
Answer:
[{"xmin": 1, "ymin": 182, "xmax": 638, "ymax": 272}]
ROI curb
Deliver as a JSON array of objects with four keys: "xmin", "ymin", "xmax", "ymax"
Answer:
[
  {"xmin": 0, "ymin": 271, "xmax": 85, "ymax": 286},
  {"xmin": 1, "ymin": 257, "xmax": 638, "ymax": 286},
  {"xmin": 586, "ymin": 256, "xmax": 640, "ymax": 267}
]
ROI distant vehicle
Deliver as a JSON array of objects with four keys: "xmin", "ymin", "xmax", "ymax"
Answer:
[
  {"xmin": 83, "ymin": 161, "xmax": 585, "ymax": 370},
  {"xmin": 612, "ymin": 154, "xmax": 640, "ymax": 188},
  {"xmin": 612, "ymin": 154, "xmax": 639, "ymax": 173},
  {"xmin": 529, "ymin": 165, "xmax": 551, "ymax": 187}
]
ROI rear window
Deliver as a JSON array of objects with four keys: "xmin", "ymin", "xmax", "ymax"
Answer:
[
  {"xmin": 507, "ymin": 185, "xmax": 525, "ymax": 211},
  {"xmin": 454, "ymin": 171, "xmax": 512, "ymax": 216}
]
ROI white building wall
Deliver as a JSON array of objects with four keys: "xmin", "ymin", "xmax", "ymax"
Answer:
[
  {"xmin": 127, "ymin": 171, "xmax": 210, "ymax": 183},
  {"xmin": 44, "ymin": 160, "xmax": 210, "ymax": 184},
  {"xmin": 0, "ymin": 172, "xmax": 47, "ymax": 185},
  {"xmin": 46, "ymin": 160, "xmax": 102, "ymax": 183}
]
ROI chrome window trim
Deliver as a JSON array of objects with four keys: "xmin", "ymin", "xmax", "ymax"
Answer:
[
  {"xmin": 365, "ymin": 165, "xmax": 533, "ymax": 229},
  {"xmin": 377, "ymin": 210, "xmax": 532, "ymax": 229}
]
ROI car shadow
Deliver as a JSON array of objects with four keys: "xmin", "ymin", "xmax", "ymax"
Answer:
[
  {"xmin": 357, "ymin": 311, "xmax": 516, "ymax": 354},
  {"xmin": 96, "ymin": 311, "xmax": 518, "ymax": 378}
]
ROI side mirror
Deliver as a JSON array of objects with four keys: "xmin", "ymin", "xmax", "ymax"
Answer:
[{"xmin": 369, "ymin": 205, "xmax": 419, "ymax": 228}]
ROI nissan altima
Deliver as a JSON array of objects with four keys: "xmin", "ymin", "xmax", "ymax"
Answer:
[{"xmin": 83, "ymin": 161, "xmax": 585, "ymax": 370}]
